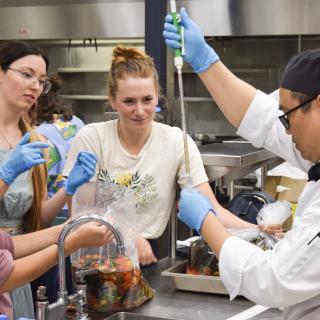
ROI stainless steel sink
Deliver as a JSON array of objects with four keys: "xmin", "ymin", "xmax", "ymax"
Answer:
[{"xmin": 105, "ymin": 312, "xmax": 177, "ymax": 320}]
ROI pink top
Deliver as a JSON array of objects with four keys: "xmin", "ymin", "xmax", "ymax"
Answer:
[{"xmin": 0, "ymin": 231, "xmax": 14, "ymax": 319}]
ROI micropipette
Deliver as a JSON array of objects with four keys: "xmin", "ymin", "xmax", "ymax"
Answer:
[{"xmin": 170, "ymin": 0, "xmax": 193, "ymax": 188}]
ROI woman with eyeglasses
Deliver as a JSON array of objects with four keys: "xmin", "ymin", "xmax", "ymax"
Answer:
[
  {"xmin": 164, "ymin": 8, "xmax": 320, "ymax": 319},
  {"xmin": 0, "ymin": 41, "xmax": 97, "ymax": 318}
]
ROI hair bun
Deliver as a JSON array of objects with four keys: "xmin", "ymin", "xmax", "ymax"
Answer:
[
  {"xmin": 108, "ymin": 45, "xmax": 160, "ymax": 99},
  {"xmin": 112, "ymin": 45, "xmax": 147, "ymax": 64}
]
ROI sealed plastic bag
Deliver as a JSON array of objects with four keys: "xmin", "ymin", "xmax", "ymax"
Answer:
[
  {"xmin": 186, "ymin": 200, "xmax": 292, "ymax": 277},
  {"xmin": 227, "ymin": 228, "xmax": 271, "ymax": 250},
  {"xmin": 256, "ymin": 200, "xmax": 291, "ymax": 226},
  {"xmin": 71, "ymin": 179, "xmax": 154, "ymax": 313},
  {"xmin": 186, "ymin": 238, "xmax": 219, "ymax": 276},
  {"xmin": 229, "ymin": 199, "xmax": 292, "ymax": 250}
]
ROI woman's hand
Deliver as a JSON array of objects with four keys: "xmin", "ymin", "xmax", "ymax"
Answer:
[
  {"xmin": 65, "ymin": 151, "xmax": 97, "ymax": 195},
  {"xmin": 66, "ymin": 222, "xmax": 114, "ymax": 253},
  {"xmin": 136, "ymin": 235, "xmax": 157, "ymax": 266},
  {"xmin": 0, "ymin": 132, "xmax": 48, "ymax": 185},
  {"xmin": 259, "ymin": 224, "xmax": 284, "ymax": 238}
]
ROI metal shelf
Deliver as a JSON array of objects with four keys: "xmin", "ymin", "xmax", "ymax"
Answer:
[
  {"xmin": 57, "ymin": 67, "xmax": 109, "ymax": 73},
  {"xmin": 59, "ymin": 94, "xmax": 108, "ymax": 100}
]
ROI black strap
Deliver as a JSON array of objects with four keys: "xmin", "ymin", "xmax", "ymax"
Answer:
[{"xmin": 307, "ymin": 163, "xmax": 320, "ymax": 182}]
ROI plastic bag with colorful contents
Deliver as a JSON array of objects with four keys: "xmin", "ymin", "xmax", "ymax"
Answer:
[
  {"xmin": 70, "ymin": 179, "xmax": 154, "ymax": 313},
  {"xmin": 186, "ymin": 238, "xmax": 220, "ymax": 276}
]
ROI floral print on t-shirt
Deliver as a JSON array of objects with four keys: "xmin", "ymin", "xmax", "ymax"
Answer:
[{"xmin": 98, "ymin": 169, "xmax": 158, "ymax": 208}]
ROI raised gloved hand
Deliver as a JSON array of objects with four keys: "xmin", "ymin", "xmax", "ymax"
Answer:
[
  {"xmin": 163, "ymin": 7, "xmax": 220, "ymax": 73},
  {"xmin": 66, "ymin": 151, "xmax": 97, "ymax": 195},
  {"xmin": 178, "ymin": 188, "xmax": 215, "ymax": 234},
  {"xmin": 0, "ymin": 132, "xmax": 48, "ymax": 185}
]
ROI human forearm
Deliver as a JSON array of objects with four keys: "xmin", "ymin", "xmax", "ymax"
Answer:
[
  {"xmin": 216, "ymin": 206, "xmax": 258, "ymax": 229},
  {"xmin": 196, "ymin": 183, "xmax": 257, "ymax": 230},
  {"xmin": 12, "ymin": 224, "xmax": 64, "ymax": 259},
  {"xmin": 0, "ymin": 245, "xmax": 58, "ymax": 293},
  {"xmin": 1, "ymin": 221, "xmax": 113, "ymax": 294},
  {"xmin": 201, "ymin": 213, "xmax": 232, "ymax": 258},
  {"xmin": 1, "ymin": 234, "xmax": 78, "ymax": 294},
  {"xmin": 178, "ymin": 188, "xmax": 232, "ymax": 258},
  {"xmin": 41, "ymin": 188, "xmax": 70, "ymax": 226},
  {"xmin": 199, "ymin": 62, "xmax": 257, "ymax": 128}
]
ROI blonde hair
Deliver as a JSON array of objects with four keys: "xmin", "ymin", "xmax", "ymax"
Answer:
[
  {"xmin": 108, "ymin": 45, "xmax": 160, "ymax": 99},
  {"xmin": 19, "ymin": 118, "xmax": 47, "ymax": 232}
]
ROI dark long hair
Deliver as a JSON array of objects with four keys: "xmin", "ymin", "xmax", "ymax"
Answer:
[
  {"xmin": 0, "ymin": 40, "xmax": 49, "ymax": 71},
  {"xmin": 0, "ymin": 40, "xmax": 49, "ymax": 232},
  {"xmin": 35, "ymin": 73, "xmax": 73, "ymax": 124}
]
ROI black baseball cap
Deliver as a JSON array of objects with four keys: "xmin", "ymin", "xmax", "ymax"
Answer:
[{"xmin": 281, "ymin": 49, "xmax": 320, "ymax": 96}]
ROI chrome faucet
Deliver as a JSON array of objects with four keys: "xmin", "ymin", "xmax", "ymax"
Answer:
[{"xmin": 36, "ymin": 214, "xmax": 125, "ymax": 320}]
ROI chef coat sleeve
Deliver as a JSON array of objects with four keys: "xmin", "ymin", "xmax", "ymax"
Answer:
[
  {"xmin": 237, "ymin": 90, "xmax": 311, "ymax": 172},
  {"xmin": 219, "ymin": 224, "xmax": 320, "ymax": 307}
]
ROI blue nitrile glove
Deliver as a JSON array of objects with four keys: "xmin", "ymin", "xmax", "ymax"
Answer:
[
  {"xmin": 163, "ymin": 7, "xmax": 220, "ymax": 73},
  {"xmin": 178, "ymin": 188, "xmax": 215, "ymax": 234},
  {"xmin": 0, "ymin": 132, "xmax": 48, "ymax": 185},
  {"xmin": 66, "ymin": 151, "xmax": 97, "ymax": 195}
]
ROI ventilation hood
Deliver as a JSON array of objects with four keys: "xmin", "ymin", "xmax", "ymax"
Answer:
[{"xmin": 0, "ymin": 0, "xmax": 319, "ymax": 40}]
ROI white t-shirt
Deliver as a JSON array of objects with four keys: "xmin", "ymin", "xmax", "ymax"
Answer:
[{"xmin": 63, "ymin": 120, "xmax": 208, "ymax": 238}]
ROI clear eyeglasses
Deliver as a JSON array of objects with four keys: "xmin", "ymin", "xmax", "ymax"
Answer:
[{"xmin": 7, "ymin": 67, "xmax": 52, "ymax": 94}]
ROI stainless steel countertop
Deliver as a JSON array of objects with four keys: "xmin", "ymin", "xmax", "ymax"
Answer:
[
  {"xmin": 49, "ymin": 258, "xmax": 281, "ymax": 320},
  {"xmin": 199, "ymin": 143, "xmax": 275, "ymax": 167}
]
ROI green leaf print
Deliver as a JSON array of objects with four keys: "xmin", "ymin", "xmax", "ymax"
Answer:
[
  {"xmin": 97, "ymin": 169, "xmax": 158, "ymax": 209},
  {"xmin": 133, "ymin": 174, "xmax": 158, "ymax": 208},
  {"xmin": 130, "ymin": 172, "xmax": 142, "ymax": 189},
  {"xmin": 98, "ymin": 169, "xmax": 114, "ymax": 184}
]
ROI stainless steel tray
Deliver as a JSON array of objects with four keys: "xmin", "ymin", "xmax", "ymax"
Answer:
[
  {"xmin": 161, "ymin": 260, "xmax": 228, "ymax": 295},
  {"xmin": 105, "ymin": 312, "xmax": 176, "ymax": 320}
]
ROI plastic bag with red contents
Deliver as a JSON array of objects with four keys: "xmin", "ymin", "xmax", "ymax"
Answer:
[
  {"xmin": 186, "ymin": 238, "xmax": 220, "ymax": 277},
  {"xmin": 71, "ymin": 178, "xmax": 154, "ymax": 313}
]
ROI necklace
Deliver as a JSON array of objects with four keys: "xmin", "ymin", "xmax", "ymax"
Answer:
[{"xmin": 0, "ymin": 131, "xmax": 13, "ymax": 149}]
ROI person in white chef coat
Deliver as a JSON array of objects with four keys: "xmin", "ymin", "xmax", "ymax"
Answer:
[{"xmin": 164, "ymin": 8, "xmax": 320, "ymax": 320}]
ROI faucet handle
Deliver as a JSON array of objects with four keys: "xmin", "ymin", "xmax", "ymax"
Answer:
[
  {"xmin": 75, "ymin": 268, "xmax": 99, "ymax": 283},
  {"xmin": 36, "ymin": 286, "xmax": 49, "ymax": 320},
  {"xmin": 37, "ymin": 286, "xmax": 48, "ymax": 301}
]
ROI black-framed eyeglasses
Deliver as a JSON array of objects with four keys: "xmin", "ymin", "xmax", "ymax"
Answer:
[
  {"xmin": 278, "ymin": 95, "xmax": 317, "ymax": 129},
  {"xmin": 7, "ymin": 67, "xmax": 52, "ymax": 94}
]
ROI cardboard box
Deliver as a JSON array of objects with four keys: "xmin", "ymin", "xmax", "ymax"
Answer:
[
  {"xmin": 264, "ymin": 176, "xmax": 306, "ymax": 231},
  {"xmin": 264, "ymin": 176, "xmax": 306, "ymax": 202}
]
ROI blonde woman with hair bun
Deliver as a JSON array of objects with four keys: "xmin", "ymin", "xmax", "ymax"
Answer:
[{"xmin": 63, "ymin": 45, "xmax": 265, "ymax": 266}]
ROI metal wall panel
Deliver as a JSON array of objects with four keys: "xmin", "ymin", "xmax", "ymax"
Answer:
[
  {"xmin": 1, "ymin": 0, "xmax": 320, "ymax": 39},
  {"xmin": 0, "ymin": 2, "xmax": 144, "ymax": 39},
  {"xmin": 179, "ymin": 0, "xmax": 320, "ymax": 36}
]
